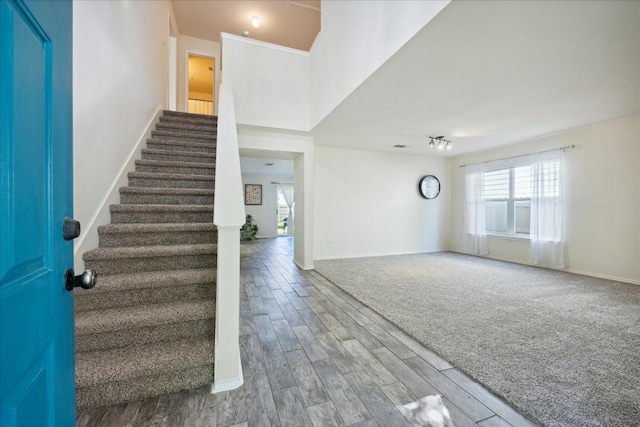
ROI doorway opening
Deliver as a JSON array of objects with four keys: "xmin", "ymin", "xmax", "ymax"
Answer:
[
  {"xmin": 187, "ymin": 54, "xmax": 214, "ymax": 115},
  {"xmin": 277, "ymin": 184, "xmax": 294, "ymax": 236},
  {"xmin": 167, "ymin": 15, "xmax": 177, "ymax": 110}
]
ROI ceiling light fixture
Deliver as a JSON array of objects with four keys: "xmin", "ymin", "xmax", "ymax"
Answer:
[
  {"xmin": 251, "ymin": 16, "xmax": 260, "ymax": 28},
  {"xmin": 427, "ymin": 136, "xmax": 452, "ymax": 151}
]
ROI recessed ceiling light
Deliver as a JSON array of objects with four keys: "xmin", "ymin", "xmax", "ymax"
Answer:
[{"xmin": 251, "ymin": 16, "xmax": 260, "ymax": 28}]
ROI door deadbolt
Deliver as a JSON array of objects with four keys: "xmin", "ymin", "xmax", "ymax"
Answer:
[{"xmin": 63, "ymin": 217, "xmax": 81, "ymax": 240}]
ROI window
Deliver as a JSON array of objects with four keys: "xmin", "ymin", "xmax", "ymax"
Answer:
[{"xmin": 483, "ymin": 165, "xmax": 532, "ymax": 236}]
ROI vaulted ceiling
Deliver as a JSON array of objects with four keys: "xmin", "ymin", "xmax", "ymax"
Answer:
[{"xmin": 173, "ymin": 1, "xmax": 639, "ymax": 159}]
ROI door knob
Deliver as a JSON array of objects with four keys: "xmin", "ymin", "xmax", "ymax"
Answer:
[
  {"xmin": 63, "ymin": 217, "xmax": 81, "ymax": 240},
  {"xmin": 65, "ymin": 269, "xmax": 97, "ymax": 291}
]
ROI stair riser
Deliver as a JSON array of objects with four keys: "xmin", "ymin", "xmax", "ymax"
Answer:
[
  {"xmin": 146, "ymin": 141, "xmax": 216, "ymax": 153},
  {"xmin": 99, "ymin": 229, "xmax": 217, "ymax": 247},
  {"xmin": 161, "ymin": 112, "xmax": 216, "ymax": 122},
  {"xmin": 120, "ymin": 192, "xmax": 214, "ymax": 205},
  {"xmin": 76, "ymin": 364, "xmax": 213, "ymax": 409},
  {"xmin": 75, "ymin": 318, "xmax": 215, "ymax": 352},
  {"xmin": 158, "ymin": 120, "xmax": 217, "ymax": 130},
  {"xmin": 155, "ymin": 123, "xmax": 217, "ymax": 135},
  {"xmin": 135, "ymin": 163, "xmax": 215, "ymax": 176},
  {"xmin": 141, "ymin": 150, "xmax": 214, "ymax": 164},
  {"xmin": 151, "ymin": 131, "xmax": 215, "ymax": 144},
  {"xmin": 75, "ymin": 283, "xmax": 215, "ymax": 312},
  {"xmin": 128, "ymin": 176, "xmax": 215, "ymax": 189},
  {"xmin": 111, "ymin": 211, "xmax": 213, "ymax": 224},
  {"xmin": 84, "ymin": 253, "xmax": 216, "ymax": 275}
]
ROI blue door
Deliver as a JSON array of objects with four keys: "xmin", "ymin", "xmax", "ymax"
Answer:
[{"xmin": 0, "ymin": 0, "xmax": 75, "ymax": 425}]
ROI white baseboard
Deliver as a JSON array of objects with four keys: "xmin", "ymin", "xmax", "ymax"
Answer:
[
  {"xmin": 563, "ymin": 268, "xmax": 639, "ymax": 286},
  {"xmin": 211, "ymin": 357, "xmax": 244, "ymax": 393},
  {"xmin": 294, "ymin": 259, "xmax": 314, "ymax": 270},
  {"xmin": 73, "ymin": 107, "xmax": 163, "ymax": 270},
  {"xmin": 450, "ymin": 250, "xmax": 640, "ymax": 286}
]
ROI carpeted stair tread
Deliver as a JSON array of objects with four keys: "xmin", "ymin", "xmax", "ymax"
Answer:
[
  {"xmin": 127, "ymin": 173, "xmax": 215, "ymax": 190},
  {"xmin": 161, "ymin": 110, "xmax": 217, "ymax": 120},
  {"xmin": 74, "ymin": 317, "xmax": 215, "ymax": 353},
  {"xmin": 151, "ymin": 130, "xmax": 215, "ymax": 142},
  {"xmin": 120, "ymin": 187, "xmax": 214, "ymax": 204},
  {"xmin": 109, "ymin": 204, "xmax": 213, "ymax": 224},
  {"xmin": 76, "ymin": 337, "xmax": 214, "ymax": 389},
  {"xmin": 119, "ymin": 187, "xmax": 214, "ymax": 206},
  {"xmin": 76, "ymin": 365, "xmax": 213, "ymax": 409},
  {"xmin": 83, "ymin": 243, "xmax": 216, "ymax": 261},
  {"xmin": 146, "ymin": 139, "xmax": 216, "ymax": 153},
  {"xmin": 135, "ymin": 159, "xmax": 215, "ymax": 174},
  {"xmin": 74, "ymin": 269, "xmax": 215, "ymax": 312},
  {"xmin": 128, "ymin": 171, "xmax": 215, "ymax": 182},
  {"xmin": 75, "ymin": 300, "xmax": 214, "ymax": 336},
  {"xmin": 159, "ymin": 114, "xmax": 217, "ymax": 125},
  {"xmin": 155, "ymin": 122, "xmax": 217, "ymax": 134},
  {"xmin": 78, "ymin": 268, "xmax": 215, "ymax": 295},
  {"xmin": 110, "ymin": 204, "xmax": 213, "ymax": 213},
  {"xmin": 119, "ymin": 187, "xmax": 214, "ymax": 197},
  {"xmin": 140, "ymin": 148, "xmax": 215, "ymax": 163},
  {"xmin": 99, "ymin": 222, "xmax": 216, "ymax": 235},
  {"xmin": 98, "ymin": 223, "xmax": 216, "ymax": 247}
]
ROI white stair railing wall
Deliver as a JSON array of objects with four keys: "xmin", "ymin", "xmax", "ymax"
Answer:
[{"xmin": 211, "ymin": 82, "xmax": 245, "ymax": 393}]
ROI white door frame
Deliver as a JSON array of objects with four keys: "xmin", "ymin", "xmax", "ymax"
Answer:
[{"xmin": 184, "ymin": 51, "xmax": 217, "ymax": 115}]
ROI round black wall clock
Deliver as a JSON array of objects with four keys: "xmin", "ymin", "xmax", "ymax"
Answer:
[{"xmin": 418, "ymin": 175, "xmax": 440, "ymax": 199}]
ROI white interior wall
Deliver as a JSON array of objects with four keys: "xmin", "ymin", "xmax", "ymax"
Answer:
[
  {"xmin": 240, "ymin": 174, "xmax": 292, "ymax": 238},
  {"xmin": 221, "ymin": 34, "xmax": 310, "ymax": 131},
  {"xmin": 310, "ymin": 0, "xmax": 450, "ymax": 128},
  {"xmin": 314, "ymin": 147, "xmax": 449, "ymax": 260},
  {"xmin": 177, "ymin": 35, "xmax": 221, "ymax": 114},
  {"xmin": 449, "ymin": 114, "xmax": 640, "ymax": 284},
  {"xmin": 73, "ymin": 0, "xmax": 174, "ymax": 268}
]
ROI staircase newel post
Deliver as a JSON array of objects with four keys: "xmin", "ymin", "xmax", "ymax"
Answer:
[{"xmin": 211, "ymin": 226, "xmax": 243, "ymax": 392}]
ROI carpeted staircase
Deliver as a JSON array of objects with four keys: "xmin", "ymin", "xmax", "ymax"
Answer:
[{"xmin": 75, "ymin": 111, "xmax": 218, "ymax": 409}]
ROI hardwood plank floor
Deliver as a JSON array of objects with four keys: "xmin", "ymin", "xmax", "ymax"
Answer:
[{"xmin": 76, "ymin": 237, "xmax": 537, "ymax": 426}]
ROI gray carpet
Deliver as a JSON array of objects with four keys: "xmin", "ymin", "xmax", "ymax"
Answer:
[{"xmin": 314, "ymin": 252, "xmax": 640, "ymax": 427}]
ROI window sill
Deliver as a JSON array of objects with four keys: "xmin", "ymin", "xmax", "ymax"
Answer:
[{"xmin": 486, "ymin": 234, "xmax": 530, "ymax": 242}]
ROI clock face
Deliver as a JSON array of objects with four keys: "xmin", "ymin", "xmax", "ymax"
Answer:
[{"xmin": 419, "ymin": 175, "xmax": 440, "ymax": 199}]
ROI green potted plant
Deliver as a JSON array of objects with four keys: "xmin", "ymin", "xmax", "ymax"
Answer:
[{"xmin": 240, "ymin": 214, "xmax": 259, "ymax": 240}]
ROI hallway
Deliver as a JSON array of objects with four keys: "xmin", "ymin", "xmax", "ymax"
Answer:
[{"xmin": 77, "ymin": 237, "xmax": 535, "ymax": 426}]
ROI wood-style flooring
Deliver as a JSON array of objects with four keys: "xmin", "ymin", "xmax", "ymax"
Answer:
[{"xmin": 76, "ymin": 237, "xmax": 537, "ymax": 427}]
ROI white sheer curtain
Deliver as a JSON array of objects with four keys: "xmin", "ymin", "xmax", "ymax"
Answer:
[
  {"xmin": 463, "ymin": 163, "xmax": 488, "ymax": 255},
  {"xmin": 529, "ymin": 150, "xmax": 564, "ymax": 268},
  {"xmin": 279, "ymin": 185, "xmax": 294, "ymax": 235}
]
